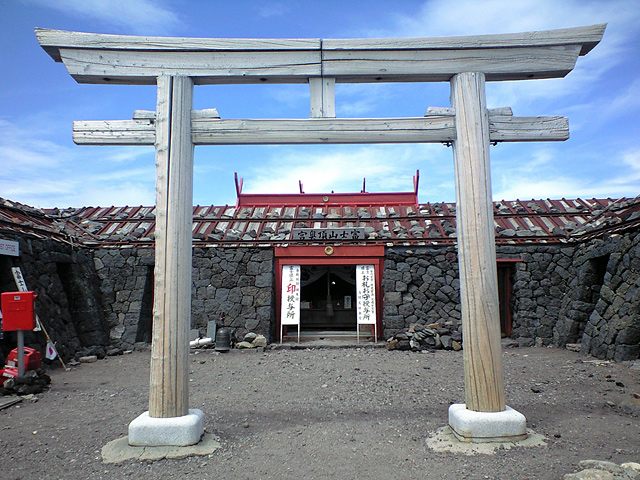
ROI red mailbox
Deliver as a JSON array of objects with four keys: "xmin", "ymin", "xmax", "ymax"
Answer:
[{"xmin": 1, "ymin": 291, "xmax": 37, "ymax": 331}]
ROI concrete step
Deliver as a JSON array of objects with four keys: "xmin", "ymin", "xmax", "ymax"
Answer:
[{"xmin": 280, "ymin": 330, "xmax": 380, "ymax": 347}]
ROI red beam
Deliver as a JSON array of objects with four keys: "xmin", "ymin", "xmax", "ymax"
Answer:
[{"xmin": 237, "ymin": 191, "xmax": 418, "ymax": 207}]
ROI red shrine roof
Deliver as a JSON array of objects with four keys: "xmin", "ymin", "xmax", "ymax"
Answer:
[
  {"xmin": 33, "ymin": 196, "xmax": 639, "ymax": 248},
  {"xmin": 1, "ymin": 173, "xmax": 639, "ymax": 249},
  {"xmin": 0, "ymin": 198, "xmax": 75, "ymax": 245}
]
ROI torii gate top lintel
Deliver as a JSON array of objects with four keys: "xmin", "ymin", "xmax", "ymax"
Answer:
[{"xmin": 36, "ymin": 24, "xmax": 605, "ymax": 85}]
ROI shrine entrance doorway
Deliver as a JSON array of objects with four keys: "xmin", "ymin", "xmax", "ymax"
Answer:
[
  {"xmin": 299, "ymin": 265, "xmax": 357, "ymax": 331},
  {"xmin": 275, "ymin": 245, "xmax": 384, "ymax": 342}
]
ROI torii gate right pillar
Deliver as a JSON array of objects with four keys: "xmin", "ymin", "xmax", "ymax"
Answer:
[{"xmin": 448, "ymin": 72, "xmax": 526, "ymax": 442}]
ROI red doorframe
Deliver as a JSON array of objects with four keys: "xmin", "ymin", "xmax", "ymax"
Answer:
[
  {"xmin": 274, "ymin": 245, "xmax": 385, "ymax": 341},
  {"xmin": 496, "ymin": 258, "xmax": 522, "ymax": 337}
]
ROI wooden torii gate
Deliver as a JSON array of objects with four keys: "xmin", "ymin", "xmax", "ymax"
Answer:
[{"xmin": 37, "ymin": 24, "xmax": 604, "ymax": 445}]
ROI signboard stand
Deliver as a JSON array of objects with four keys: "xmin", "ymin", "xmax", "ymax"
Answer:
[
  {"xmin": 356, "ymin": 265, "xmax": 377, "ymax": 343},
  {"xmin": 280, "ymin": 265, "xmax": 301, "ymax": 343}
]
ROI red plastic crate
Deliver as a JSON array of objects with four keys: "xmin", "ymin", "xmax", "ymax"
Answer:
[
  {"xmin": 0, "ymin": 367, "xmax": 18, "ymax": 383},
  {"xmin": 6, "ymin": 347, "xmax": 41, "ymax": 371}
]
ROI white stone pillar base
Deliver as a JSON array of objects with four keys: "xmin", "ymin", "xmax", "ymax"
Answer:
[
  {"xmin": 448, "ymin": 404, "xmax": 527, "ymax": 443},
  {"xmin": 128, "ymin": 409, "xmax": 205, "ymax": 447}
]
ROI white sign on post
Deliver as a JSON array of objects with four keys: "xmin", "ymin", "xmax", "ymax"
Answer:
[
  {"xmin": 11, "ymin": 267, "xmax": 28, "ymax": 292},
  {"xmin": 11, "ymin": 267, "xmax": 41, "ymax": 332},
  {"xmin": 280, "ymin": 265, "xmax": 301, "ymax": 342},
  {"xmin": 356, "ymin": 265, "xmax": 377, "ymax": 343}
]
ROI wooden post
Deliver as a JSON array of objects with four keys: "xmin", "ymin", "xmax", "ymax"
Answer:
[
  {"xmin": 451, "ymin": 72, "xmax": 506, "ymax": 413},
  {"xmin": 149, "ymin": 75, "xmax": 194, "ymax": 418},
  {"xmin": 309, "ymin": 77, "xmax": 336, "ymax": 118}
]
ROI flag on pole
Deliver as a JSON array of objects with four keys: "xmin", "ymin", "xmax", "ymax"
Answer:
[{"xmin": 45, "ymin": 342, "xmax": 57, "ymax": 360}]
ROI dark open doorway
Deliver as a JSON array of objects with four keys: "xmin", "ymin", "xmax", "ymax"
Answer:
[
  {"xmin": 300, "ymin": 265, "xmax": 356, "ymax": 331},
  {"xmin": 497, "ymin": 262, "xmax": 514, "ymax": 337}
]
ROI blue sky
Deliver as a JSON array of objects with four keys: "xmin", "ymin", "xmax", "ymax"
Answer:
[{"xmin": 1, "ymin": 0, "xmax": 639, "ymax": 208}]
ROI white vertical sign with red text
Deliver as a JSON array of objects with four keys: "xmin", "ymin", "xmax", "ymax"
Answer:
[
  {"xmin": 281, "ymin": 265, "xmax": 301, "ymax": 326},
  {"xmin": 356, "ymin": 265, "xmax": 376, "ymax": 326}
]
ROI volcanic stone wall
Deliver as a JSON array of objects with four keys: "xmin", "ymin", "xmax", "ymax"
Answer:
[
  {"xmin": 384, "ymin": 231, "xmax": 640, "ymax": 361},
  {"xmin": 191, "ymin": 247, "xmax": 275, "ymax": 341},
  {"xmin": 382, "ymin": 247, "xmax": 461, "ymax": 339},
  {"xmin": 382, "ymin": 244, "xmax": 579, "ymax": 347},
  {"xmin": 504, "ymin": 244, "xmax": 577, "ymax": 347},
  {"xmin": 93, "ymin": 246, "xmax": 275, "ymax": 348},
  {"xmin": 0, "ymin": 233, "xmax": 108, "ymax": 364},
  {"xmin": 560, "ymin": 230, "xmax": 640, "ymax": 361},
  {"xmin": 38, "ymin": 227, "xmax": 637, "ymax": 361}
]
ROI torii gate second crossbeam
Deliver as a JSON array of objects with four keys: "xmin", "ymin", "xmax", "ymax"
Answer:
[{"xmin": 37, "ymin": 24, "xmax": 605, "ymax": 447}]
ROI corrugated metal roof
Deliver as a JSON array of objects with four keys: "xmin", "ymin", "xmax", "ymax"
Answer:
[
  {"xmin": 38, "ymin": 196, "xmax": 633, "ymax": 248},
  {"xmin": 569, "ymin": 195, "xmax": 640, "ymax": 240},
  {"xmin": 0, "ymin": 198, "xmax": 78, "ymax": 244}
]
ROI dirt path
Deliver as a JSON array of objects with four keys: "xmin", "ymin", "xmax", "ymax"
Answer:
[{"xmin": 1, "ymin": 346, "xmax": 638, "ymax": 480}]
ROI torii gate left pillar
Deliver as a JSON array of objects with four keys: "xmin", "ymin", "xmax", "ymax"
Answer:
[{"xmin": 127, "ymin": 75, "xmax": 204, "ymax": 446}]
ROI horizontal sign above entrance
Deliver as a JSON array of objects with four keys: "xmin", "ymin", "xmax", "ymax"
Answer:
[
  {"xmin": 291, "ymin": 228, "xmax": 365, "ymax": 241},
  {"xmin": 0, "ymin": 239, "xmax": 19, "ymax": 257}
]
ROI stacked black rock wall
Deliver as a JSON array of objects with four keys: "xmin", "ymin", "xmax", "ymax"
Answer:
[
  {"xmin": 191, "ymin": 247, "xmax": 274, "ymax": 341},
  {"xmin": 382, "ymin": 244, "xmax": 579, "ymax": 348},
  {"xmin": 504, "ymin": 244, "xmax": 577, "ymax": 347},
  {"xmin": 383, "ymin": 232, "xmax": 640, "ymax": 361},
  {"xmin": 0, "ymin": 233, "xmax": 108, "ymax": 364},
  {"xmin": 563, "ymin": 231, "xmax": 640, "ymax": 361},
  {"xmin": 22, "ymin": 227, "xmax": 632, "ymax": 361},
  {"xmin": 382, "ymin": 247, "xmax": 461, "ymax": 339},
  {"xmin": 93, "ymin": 246, "xmax": 275, "ymax": 348}
]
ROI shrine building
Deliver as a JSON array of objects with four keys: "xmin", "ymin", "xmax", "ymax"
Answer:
[{"xmin": 0, "ymin": 181, "xmax": 638, "ymax": 363}]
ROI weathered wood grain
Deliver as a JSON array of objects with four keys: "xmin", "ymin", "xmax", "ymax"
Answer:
[
  {"xmin": 36, "ymin": 23, "xmax": 604, "ymax": 58},
  {"xmin": 425, "ymin": 107, "xmax": 514, "ymax": 116},
  {"xmin": 35, "ymin": 28, "xmax": 320, "ymax": 61},
  {"xmin": 192, "ymin": 117, "xmax": 455, "ymax": 144},
  {"xmin": 149, "ymin": 75, "xmax": 193, "ymax": 419},
  {"xmin": 321, "ymin": 45, "xmax": 583, "ymax": 82},
  {"xmin": 36, "ymin": 25, "xmax": 605, "ymax": 84},
  {"xmin": 309, "ymin": 77, "xmax": 336, "ymax": 118},
  {"xmin": 73, "ymin": 114, "xmax": 568, "ymax": 145},
  {"xmin": 451, "ymin": 72, "xmax": 505, "ymax": 413},
  {"xmin": 58, "ymin": 48, "xmax": 322, "ymax": 85},
  {"xmin": 133, "ymin": 108, "xmax": 220, "ymax": 120},
  {"xmin": 490, "ymin": 115, "xmax": 568, "ymax": 141}
]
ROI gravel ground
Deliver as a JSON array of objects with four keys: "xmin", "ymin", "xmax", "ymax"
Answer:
[{"xmin": 1, "ymin": 346, "xmax": 639, "ymax": 480}]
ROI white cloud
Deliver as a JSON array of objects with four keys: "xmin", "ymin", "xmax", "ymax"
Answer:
[
  {"xmin": 493, "ymin": 178, "xmax": 586, "ymax": 201},
  {"xmin": 0, "ymin": 119, "xmax": 70, "ymax": 171},
  {"xmin": 492, "ymin": 144, "xmax": 640, "ymax": 201},
  {"xmin": 79, "ymin": 181, "xmax": 155, "ymax": 207},
  {"xmin": 608, "ymin": 78, "xmax": 640, "ymax": 117},
  {"xmin": 244, "ymin": 144, "xmax": 452, "ymax": 199},
  {"xmin": 0, "ymin": 119, "xmax": 155, "ymax": 207},
  {"xmin": 359, "ymin": 0, "xmax": 640, "ymax": 113},
  {"xmin": 0, "ymin": 176, "xmax": 155, "ymax": 208},
  {"xmin": 256, "ymin": 2, "xmax": 289, "ymax": 18},
  {"xmin": 267, "ymin": 86, "xmax": 310, "ymax": 112},
  {"xmin": 24, "ymin": 0, "xmax": 180, "ymax": 34},
  {"xmin": 103, "ymin": 147, "xmax": 155, "ymax": 164},
  {"xmin": 493, "ymin": 176, "xmax": 639, "ymax": 201},
  {"xmin": 335, "ymin": 84, "xmax": 390, "ymax": 117},
  {"xmin": 621, "ymin": 149, "xmax": 640, "ymax": 171}
]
